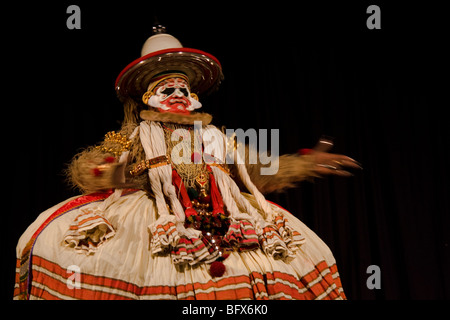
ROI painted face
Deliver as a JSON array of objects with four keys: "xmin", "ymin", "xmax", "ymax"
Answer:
[{"xmin": 146, "ymin": 77, "xmax": 202, "ymax": 114}]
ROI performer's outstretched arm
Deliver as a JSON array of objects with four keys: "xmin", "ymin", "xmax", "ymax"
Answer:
[
  {"xmin": 66, "ymin": 123, "xmax": 143, "ymax": 194},
  {"xmin": 233, "ymin": 138, "xmax": 362, "ymax": 195}
]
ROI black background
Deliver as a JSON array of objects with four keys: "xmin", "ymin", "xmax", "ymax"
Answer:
[{"xmin": 3, "ymin": 1, "xmax": 448, "ymax": 301}]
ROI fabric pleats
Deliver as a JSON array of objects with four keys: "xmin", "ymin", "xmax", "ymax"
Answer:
[{"xmin": 14, "ymin": 190, "xmax": 345, "ymax": 300}]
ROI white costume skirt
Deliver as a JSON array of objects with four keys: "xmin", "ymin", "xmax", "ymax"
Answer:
[{"xmin": 14, "ymin": 189, "xmax": 346, "ymax": 300}]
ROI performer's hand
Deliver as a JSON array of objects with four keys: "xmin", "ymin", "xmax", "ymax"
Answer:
[{"xmin": 310, "ymin": 138, "xmax": 362, "ymax": 177}]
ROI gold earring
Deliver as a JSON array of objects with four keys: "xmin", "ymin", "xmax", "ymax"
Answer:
[
  {"xmin": 142, "ymin": 91, "xmax": 154, "ymax": 105},
  {"xmin": 190, "ymin": 93, "xmax": 199, "ymax": 101}
]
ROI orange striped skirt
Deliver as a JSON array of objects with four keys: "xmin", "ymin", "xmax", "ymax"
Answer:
[{"xmin": 14, "ymin": 190, "xmax": 346, "ymax": 300}]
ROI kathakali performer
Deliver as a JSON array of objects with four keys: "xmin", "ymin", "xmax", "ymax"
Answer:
[{"xmin": 14, "ymin": 25, "xmax": 360, "ymax": 300}]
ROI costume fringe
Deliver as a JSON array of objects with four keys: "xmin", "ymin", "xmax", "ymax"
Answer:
[{"xmin": 62, "ymin": 208, "xmax": 115, "ymax": 255}]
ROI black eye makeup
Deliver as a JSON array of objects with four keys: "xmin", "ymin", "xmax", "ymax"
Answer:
[
  {"xmin": 161, "ymin": 87, "xmax": 189, "ymax": 96},
  {"xmin": 161, "ymin": 88, "xmax": 175, "ymax": 95}
]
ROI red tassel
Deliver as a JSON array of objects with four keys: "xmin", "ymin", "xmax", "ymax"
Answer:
[
  {"xmin": 92, "ymin": 168, "xmax": 102, "ymax": 177},
  {"xmin": 172, "ymin": 168, "xmax": 196, "ymax": 217},
  {"xmin": 191, "ymin": 152, "xmax": 202, "ymax": 164},
  {"xmin": 104, "ymin": 156, "xmax": 116, "ymax": 163},
  {"xmin": 298, "ymin": 148, "xmax": 313, "ymax": 155},
  {"xmin": 206, "ymin": 165, "xmax": 224, "ymax": 216},
  {"xmin": 209, "ymin": 261, "xmax": 226, "ymax": 277}
]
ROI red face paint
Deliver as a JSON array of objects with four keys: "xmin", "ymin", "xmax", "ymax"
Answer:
[{"xmin": 153, "ymin": 78, "xmax": 193, "ymax": 115}]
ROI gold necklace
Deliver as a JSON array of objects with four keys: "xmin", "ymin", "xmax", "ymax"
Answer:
[{"xmin": 163, "ymin": 123, "xmax": 208, "ymax": 189}]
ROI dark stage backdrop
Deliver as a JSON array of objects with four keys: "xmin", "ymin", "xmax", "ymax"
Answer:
[{"xmin": 3, "ymin": 2, "xmax": 448, "ymax": 300}]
